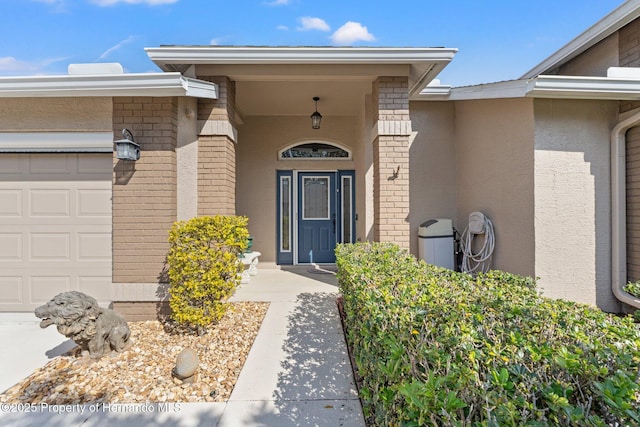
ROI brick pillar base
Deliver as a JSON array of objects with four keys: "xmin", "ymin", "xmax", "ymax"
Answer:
[
  {"xmin": 373, "ymin": 135, "xmax": 410, "ymax": 249},
  {"xmin": 198, "ymin": 135, "xmax": 236, "ymax": 215}
]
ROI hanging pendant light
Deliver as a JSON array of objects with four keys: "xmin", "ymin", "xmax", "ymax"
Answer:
[{"xmin": 310, "ymin": 96, "xmax": 322, "ymax": 130}]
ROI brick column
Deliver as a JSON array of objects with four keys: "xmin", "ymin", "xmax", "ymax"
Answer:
[
  {"xmin": 372, "ymin": 77, "xmax": 411, "ymax": 249},
  {"xmin": 197, "ymin": 76, "xmax": 237, "ymax": 216}
]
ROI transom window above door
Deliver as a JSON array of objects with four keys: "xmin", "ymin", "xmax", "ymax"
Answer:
[{"xmin": 279, "ymin": 141, "xmax": 351, "ymax": 159}]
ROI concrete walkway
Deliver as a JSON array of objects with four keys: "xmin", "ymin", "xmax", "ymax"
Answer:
[{"xmin": 0, "ymin": 267, "xmax": 366, "ymax": 427}]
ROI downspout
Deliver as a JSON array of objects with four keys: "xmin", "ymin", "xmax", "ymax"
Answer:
[{"xmin": 611, "ymin": 111, "xmax": 640, "ymax": 310}]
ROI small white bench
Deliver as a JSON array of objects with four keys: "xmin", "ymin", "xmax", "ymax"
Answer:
[{"xmin": 239, "ymin": 251, "xmax": 261, "ymax": 284}]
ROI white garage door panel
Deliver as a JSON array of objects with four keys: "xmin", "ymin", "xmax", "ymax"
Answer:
[
  {"xmin": 0, "ymin": 153, "xmax": 112, "ymax": 311},
  {"xmin": 0, "ymin": 277, "xmax": 22, "ymax": 303},
  {"xmin": 0, "ymin": 190, "xmax": 21, "ymax": 215}
]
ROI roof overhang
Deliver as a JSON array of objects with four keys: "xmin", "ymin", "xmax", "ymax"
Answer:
[
  {"xmin": 417, "ymin": 74, "xmax": 640, "ymax": 101},
  {"xmin": 521, "ymin": 1, "xmax": 640, "ymax": 79},
  {"xmin": 0, "ymin": 72, "xmax": 218, "ymax": 98},
  {"xmin": 145, "ymin": 46, "xmax": 458, "ymax": 97}
]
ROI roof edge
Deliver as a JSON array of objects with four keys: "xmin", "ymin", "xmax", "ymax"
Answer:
[
  {"xmin": 521, "ymin": 0, "xmax": 640, "ymax": 79},
  {"xmin": 145, "ymin": 46, "xmax": 457, "ymax": 70},
  {"xmin": 415, "ymin": 74, "xmax": 640, "ymax": 101},
  {"xmin": 0, "ymin": 72, "xmax": 218, "ymax": 99}
]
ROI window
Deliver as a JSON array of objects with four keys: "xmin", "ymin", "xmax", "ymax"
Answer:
[
  {"xmin": 302, "ymin": 176, "xmax": 330, "ymax": 220},
  {"xmin": 279, "ymin": 142, "xmax": 350, "ymax": 159},
  {"xmin": 280, "ymin": 176, "xmax": 291, "ymax": 252},
  {"xmin": 342, "ymin": 175, "xmax": 353, "ymax": 243}
]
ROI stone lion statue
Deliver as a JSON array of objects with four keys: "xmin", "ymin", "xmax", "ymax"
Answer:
[{"xmin": 35, "ymin": 291, "xmax": 131, "ymax": 359}]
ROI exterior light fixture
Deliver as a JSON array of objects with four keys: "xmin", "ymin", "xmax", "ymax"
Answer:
[
  {"xmin": 114, "ymin": 128, "xmax": 140, "ymax": 161},
  {"xmin": 310, "ymin": 96, "xmax": 322, "ymax": 130}
]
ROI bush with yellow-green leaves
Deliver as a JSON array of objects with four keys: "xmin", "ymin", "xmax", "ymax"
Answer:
[
  {"xmin": 167, "ymin": 215, "xmax": 249, "ymax": 334},
  {"xmin": 337, "ymin": 242, "xmax": 640, "ymax": 426}
]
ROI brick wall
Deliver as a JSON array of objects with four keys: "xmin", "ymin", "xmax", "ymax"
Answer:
[
  {"xmin": 621, "ymin": 18, "xmax": 640, "ymax": 278},
  {"xmin": 627, "ymin": 126, "xmax": 640, "ymax": 281},
  {"xmin": 372, "ymin": 77, "xmax": 411, "ymax": 249},
  {"xmin": 198, "ymin": 136, "xmax": 236, "ymax": 215},
  {"xmin": 374, "ymin": 76, "xmax": 410, "ymax": 121},
  {"xmin": 620, "ymin": 18, "xmax": 640, "ymax": 112},
  {"xmin": 112, "ymin": 97, "xmax": 178, "ymax": 283},
  {"xmin": 112, "ymin": 301, "xmax": 170, "ymax": 322},
  {"xmin": 373, "ymin": 136, "xmax": 411, "ymax": 248},
  {"xmin": 196, "ymin": 76, "xmax": 237, "ymax": 216}
]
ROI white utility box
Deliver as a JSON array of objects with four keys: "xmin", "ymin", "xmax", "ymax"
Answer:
[{"xmin": 418, "ymin": 218, "xmax": 455, "ymax": 270}]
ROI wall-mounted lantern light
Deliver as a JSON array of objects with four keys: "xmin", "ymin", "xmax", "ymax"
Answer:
[
  {"xmin": 114, "ymin": 128, "xmax": 140, "ymax": 161},
  {"xmin": 310, "ymin": 96, "xmax": 322, "ymax": 130}
]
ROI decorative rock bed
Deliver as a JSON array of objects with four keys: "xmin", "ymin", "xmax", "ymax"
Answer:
[{"xmin": 0, "ymin": 302, "xmax": 269, "ymax": 404}]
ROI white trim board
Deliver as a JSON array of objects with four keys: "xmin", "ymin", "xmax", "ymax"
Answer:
[{"xmin": 0, "ymin": 132, "xmax": 114, "ymax": 152}]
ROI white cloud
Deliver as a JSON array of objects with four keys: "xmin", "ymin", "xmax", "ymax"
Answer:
[
  {"xmin": 266, "ymin": 0, "xmax": 289, "ymax": 6},
  {"xmin": 277, "ymin": 25, "xmax": 289, "ymax": 31},
  {"xmin": 90, "ymin": 0, "xmax": 178, "ymax": 6},
  {"xmin": 98, "ymin": 36, "xmax": 136, "ymax": 60},
  {"xmin": 297, "ymin": 17, "xmax": 330, "ymax": 32},
  {"xmin": 331, "ymin": 21, "xmax": 375, "ymax": 45},
  {"xmin": 0, "ymin": 57, "xmax": 33, "ymax": 73},
  {"xmin": 0, "ymin": 56, "xmax": 68, "ymax": 75}
]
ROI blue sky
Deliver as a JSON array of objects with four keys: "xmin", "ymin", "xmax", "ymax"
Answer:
[{"xmin": 0, "ymin": 0, "xmax": 627, "ymax": 86}]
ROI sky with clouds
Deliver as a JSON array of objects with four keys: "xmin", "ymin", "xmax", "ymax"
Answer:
[{"xmin": 0, "ymin": 0, "xmax": 627, "ymax": 86}]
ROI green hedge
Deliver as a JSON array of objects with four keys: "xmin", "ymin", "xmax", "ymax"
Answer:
[
  {"xmin": 336, "ymin": 242, "xmax": 640, "ymax": 426},
  {"xmin": 167, "ymin": 215, "xmax": 249, "ymax": 333},
  {"xmin": 625, "ymin": 281, "xmax": 640, "ymax": 299}
]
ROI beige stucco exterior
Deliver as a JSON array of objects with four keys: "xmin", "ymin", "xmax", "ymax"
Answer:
[
  {"xmin": 408, "ymin": 101, "xmax": 457, "ymax": 256},
  {"xmin": 533, "ymin": 98, "xmax": 619, "ymax": 311},
  {"xmin": 0, "ymin": 97, "xmax": 112, "ymax": 131},
  {"xmin": 454, "ymin": 98, "xmax": 536, "ymax": 277}
]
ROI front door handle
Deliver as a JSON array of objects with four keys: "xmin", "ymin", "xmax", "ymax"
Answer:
[{"xmin": 332, "ymin": 214, "xmax": 336, "ymax": 234}]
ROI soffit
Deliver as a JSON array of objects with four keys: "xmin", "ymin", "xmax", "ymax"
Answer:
[{"xmin": 146, "ymin": 46, "xmax": 457, "ymax": 116}]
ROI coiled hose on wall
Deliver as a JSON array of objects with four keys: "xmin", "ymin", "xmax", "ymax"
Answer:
[{"xmin": 460, "ymin": 212, "xmax": 495, "ymax": 274}]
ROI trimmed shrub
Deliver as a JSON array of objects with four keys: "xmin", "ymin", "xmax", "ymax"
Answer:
[
  {"xmin": 167, "ymin": 215, "xmax": 249, "ymax": 333},
  {"xmin": 337, "ymin": 242, "xmax": 640, "ymax": 426},
  {"xmin": 625, "ymin": 281, "xmax": 640, "ymax": 299}
]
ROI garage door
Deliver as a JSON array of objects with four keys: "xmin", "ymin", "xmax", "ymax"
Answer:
[{"xmin": 0, "ymin": 153, "xmax": 112, "ymax": 312}]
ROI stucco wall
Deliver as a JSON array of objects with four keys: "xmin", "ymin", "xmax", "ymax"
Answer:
[
  {"xmin": 0, "ymin": 97, "xmax": 112, "ymax": 131},
  {"xmin": 236, "ymin": 115, "xmax": 359, "ymax": 264},
  {"xmin": 455, "ymin": 98, "xmax": 535, "ymax": 277},
  {"xmin": 533, "ymin": 98, "xmax": 618, "ymax": 311},
  {"xmin": 409, "ymin": 101, "xmax": 457, "ymax": 256},
  {"xmin": 176, "ymin": 97, "xmax": 198, "ymax": 221}
]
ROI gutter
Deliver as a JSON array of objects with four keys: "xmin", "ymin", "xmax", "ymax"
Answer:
[
  {"xmin": 611, "ymin": 111, "xmax": 640, "ymax": 311},
  {"xmin": 0, "ymin": 73, "xmax": 218, "ymax": 99}
]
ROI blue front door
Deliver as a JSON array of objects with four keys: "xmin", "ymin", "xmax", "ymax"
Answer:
[
  {"xmin": 276, "ymin": 170, "xmax": 355, "ymax": 265},
  {"xmin": 297, "ymin": 172, "xmax": 337, "ymax": 263}
]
